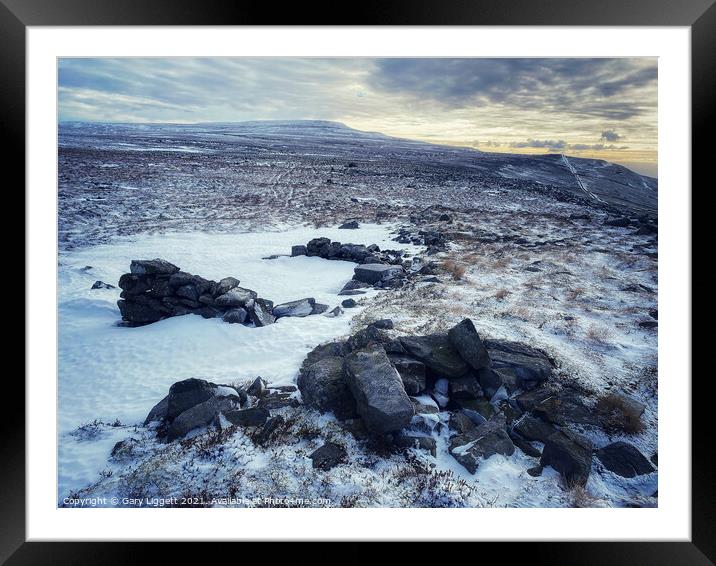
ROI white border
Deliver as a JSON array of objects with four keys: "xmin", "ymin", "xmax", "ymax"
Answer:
[{"xmin": 27, "ymin": 26, "xmax": 691, "ymax": 541}]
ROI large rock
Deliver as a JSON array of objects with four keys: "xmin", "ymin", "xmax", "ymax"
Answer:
[
  {"xmin": 449, "ymin": 416, "xmax": 515, "ymax": 474},
  {"xmin": 449, "ymin": 376, "xmax": 482, "ymax": 400},
  {"xmin": 144, "ymin": 395, "xmax": 169, "ymax": 425},
  {"xmin": 297, "ymin": 356, "xmax": 357, "ymax": 420},
  {"xmin": 353, "ymin": 263, "xmax": 403, "ymax": 285},
  {"xmin": 399, "ymin": 334, "xmax": 470, "ymax": 378},
  {"xmin": 214, "ymin": 287, "xmax": 258, "ymax": 308},
  {"xmin": 306, "ymin": 237, "xmax": 331, "ymax": 257},
  {"xmin": 300, "ymin": 341, "xmax": 351, "ymax": 371},
  {"xmin": 222, "ymin": 308, "xmax": 248, "ymax": 324},
  {"xmin": 214, "ymin": 276, "xmax": 241, "ymax": 296},
  {"xmin": 389, "ymin": 355, "xmax": 427, "ymax": 396},
  {"xmin": 273, "ymin": 298, "xmax": 315, "ymax": 318},
  {"xmin": 532, "ymin": 388, "xmax": 600, "ymax": 426},
  {"xmin": 485, "ymin": 339, "xmax": 553, "ymax": 389},
  {"xmin": 309, "ymin": 442, "xmax": 347, "ymax": 470},
  {"xmin": 130, "ymin": 258, "xmax": 180, "ymax": 276},
  {"xmin": 339, "ymin": 220, "xmax": 360, "ymax": 229},
  {"xmin": 447, "ymin": 319, "xmax": 491, "ymax": 370},
  {"xmin": 513, "ymin": 414, "xmax": 557, "ymax": 443},
  {"xmin": 222, "ymin": 407, "xmax": 270, "ymax": 427},
  {"xmin": 117, "ymin": 298, "xmax": 163, "ymax": 324},
  {"xmin": 167, "ymin": 395, "xmax": 240, "ymax": 441},
  {"xmin": 118, "ymin": 273, "xmax": 154, "ymax": 295},
  {"xmin": 476, "ymin": 367, "xmax": 504, "ymax": 399},
  {"xmin": 344, "ymin": 346, "xmax": 414, "ymax": 434},
  {"xmin": 596, "ymin": 442, "xmax": 655, "ymax": 478},
  {"xmin": 166, "ymin": 378, "xmax": 218, "ymax": 420},
  {"xmin": 291, "ymin": 245, "xmax": 307, "ymax": 257},
  {"xmin": 248, "ymin": 298, "xmax": 276, "ymax": 326},
  {"xmin": 540, "ymin": 431, "xmax": 593, "ymax": 486}
]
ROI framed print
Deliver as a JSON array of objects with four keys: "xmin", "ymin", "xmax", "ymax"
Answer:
[{"xmin": 7, "ymin": 0, "xmax": 709, "ymax": 561}]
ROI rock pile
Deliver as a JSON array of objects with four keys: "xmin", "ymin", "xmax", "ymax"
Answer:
[
  {"xmin": 141, "ymin": 318, "xmax": 655, "ymax": 488},
  {"xmin": 117, "ymin": 258, "xmax": 329, "ymax": 326},
  {"xmin": 394, "ymin": 227, "xmax": 448, "ymax": 255},
  {"xmin": 291, "ymin": 237, "xmax": 405, "ymax": 265},
  {"xmin": 144, "ymin": 377, "xmax": 298, "ymax": 442},
  {"xmin": 296, "ymin": 317, "xmax": 654, "ymax": 486}
]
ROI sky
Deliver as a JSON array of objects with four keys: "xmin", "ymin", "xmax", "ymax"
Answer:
[{"xmin": 58, "ymin": 58, "xmax": 658, "ymax": 177}]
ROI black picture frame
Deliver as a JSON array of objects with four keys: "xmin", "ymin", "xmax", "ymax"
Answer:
[{"xmin": 6, "ymin": 0, "xmax": 708, "ymax": 562}]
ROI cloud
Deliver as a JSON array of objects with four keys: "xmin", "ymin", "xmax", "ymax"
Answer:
[
  {"xmin": 600, "ymin": 130, "xmax": 622, "ymax": 141},
  {"xmin": 368, "ymin": 58, "xmax": 657, "ymax": 120},
  {"xmin": 507, "ymin": 139, "xmax": 628, "ymax": 152},
  {"xmin": 510, "ymin": 139, "xmax": 567, "ymax": 150}
]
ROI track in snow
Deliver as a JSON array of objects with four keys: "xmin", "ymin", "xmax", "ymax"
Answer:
[{"xmin": 561, "ymin": 154, "xmax": 605, "ymax": 203}]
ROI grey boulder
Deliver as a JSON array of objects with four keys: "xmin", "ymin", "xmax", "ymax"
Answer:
[
  {"xmin": 310, "ymin": 442, "xmax": 347, "ymax": 470},
  {"xmin": 222, "ymin": 307, "xmax": 248, "ymax": 324},
  {"xmin": 167, "ymin": 396, "xmax": 239, "ymax": 441},
  {"xmin": 596, "ymin": 442, "xmax": 655, "ymax": 478},
  {"xmin": 297, "ymin": 356, "xmax": 357, "ymax": 420},
  {"xmin": 248, "ymin": 298, "xmax": 276, "ymax": 326},
  {"xmin": 540, "ymin": 430, "xmax": 593, "ymax": 486},
  {"xmin": 214, "ymin": 287, "xmax": 258, "ymax": 308},
  {"xmin": 447, "ymin": 319, "xmax": 491, "ymax": 370},
  {"xmin": 389, "ymin": 355, "xmax": 427, "ymax": 396},
  {"xmin": 344, "ymin": 346, "xmax": 414, "ymax": 434},
  {"xmin": 130, "ymin": 258, "xmax": 180, "ymax": 276},
  {"xmin": 273, "ymin": 298, "xmax": 316, "ymax": 318},
  {"xmin": 399, "ymin": 334, "xmax": 470, "ymax": 378},
  {"xmin": 449, "ymin": 416, "xmax": 515, "ymax": 474},
  {"xmin": 353, "ymin": 263, "xmax": 403, "ymax": 285}
]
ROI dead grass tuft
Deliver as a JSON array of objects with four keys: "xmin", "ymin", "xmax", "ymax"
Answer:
[
  {"xmin": 494, "ymin": 288, "xmax": 510, "ymax": 300},
  {"xmin": 595, "ymin": 393, "xmax": 646, "ymax": 434},
  {"xmin": 441, "ymin": 259, "xmax": 467, "ymax": 280},
  {"xmin": 585, "ymin": 324, "xmax": 612, "ymax": 344}
]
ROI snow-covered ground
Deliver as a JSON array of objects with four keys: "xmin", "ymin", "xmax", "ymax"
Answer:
[
  {"xmin": 57, "ymin": 121, "xmax": 658, "ymax": 508},
  {"xmin": 58, "ymin": 223, "xmax": 422, "ymax": 497}
]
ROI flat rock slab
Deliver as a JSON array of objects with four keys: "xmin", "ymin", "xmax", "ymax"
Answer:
[
  {"xmin": 399, "ymin": 334, "xmax": 470, "ymax": 378},
  {"xmin": 214, "ymin": 287, "xmax": 258, "ymax": 308},
  {"xmin": 310, "ymin": 442, "xmax": 347, "ymax": 470},
  {"xmin": 484, "ymin": 339, "xmax": 553, "ymax": 389},
  {"xmin": 130, "ymin": 258, "xmax": 180, "ymax": 276},
  {"xmin": 223, "ymin": 407, "xmax": 270, "ymax": 427},
  {"xmin": 273, "ymin": 298, "xmax": 315, "ymax": 318},
  {"xmin": 596, "ymin": 441, "xmax": 655, "ymax": 478},
  {"xmin": 353, "ymin": 263, "xmax": 404, "ymax": 284},
  {"xmin": 449, "ymin": 416, "xmax": 515, "ymax": 474},
  {"xmin": 345, "ymin": 346, "xmax": 414, "ymax": 434},
  {"xmin": 168, "ymin": 396, "xmax": 239, "ymax": 441}
]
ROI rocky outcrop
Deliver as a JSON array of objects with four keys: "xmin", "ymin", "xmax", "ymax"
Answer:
[{"xmin": 117, "ymin": 259, "xmax": 325, "ymax": 327}]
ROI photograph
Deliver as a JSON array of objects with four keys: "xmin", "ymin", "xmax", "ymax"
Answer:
[{"xmin": 56, "ymin": 56, "xmax": 660, "ymax": 510}]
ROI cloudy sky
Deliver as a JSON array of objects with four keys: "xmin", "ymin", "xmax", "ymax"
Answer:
[{"xmin": 59, "ymin": 57, "xmax": 658, "ymax": 176}]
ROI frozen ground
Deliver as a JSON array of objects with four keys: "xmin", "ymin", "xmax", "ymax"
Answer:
[
  {"xmin": 57, "ymin": 121, "xmax": 657, "ymax": 508},
  {"xmin": 58, "ymin": 224, "xmax": 423, "ymax": 496}
]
